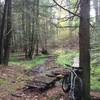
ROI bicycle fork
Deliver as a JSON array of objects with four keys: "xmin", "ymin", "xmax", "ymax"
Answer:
[{"xmin": 69, "ymin": 72, "xmax": 76, "ymax": 100}]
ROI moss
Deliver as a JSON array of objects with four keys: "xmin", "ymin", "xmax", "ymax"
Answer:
[
  {"xmin": 9, "ymin": 54, "xmax": 46, "ymax": 69},
  {"xmin": 0, "ymin": 79, "xmax": 7, "ymax": 85}
]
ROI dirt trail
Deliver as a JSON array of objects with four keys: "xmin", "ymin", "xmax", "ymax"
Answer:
[
  {"xmin": 0, "ymin": 55, "xmax": 65, "ymax": 100},
  {"xmin": 0, "ymin": 55, "xmax": 100, "ymax": 100}
]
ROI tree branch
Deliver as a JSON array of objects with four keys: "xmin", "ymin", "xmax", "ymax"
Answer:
[
  {"xmin": 53, "ymin": 0, "xmax": 93, "ymax": 28},
  {"xmin": 53, "ymin": 0, "xmax": 80, "ymax": 17}
]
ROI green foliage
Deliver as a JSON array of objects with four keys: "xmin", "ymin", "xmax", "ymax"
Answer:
[
  {"xmin": 7, "ymin": 51, "xmax": 100, "ymax": 91},
  {"xmin": 91, "ymin": 42, "xmax": 100, "ymax": 92},
  {"xmin": 55, "ymin": 50, "xmax": 100, "ymax": 91},
  {"xmin": 0, "ymin": 79, "xmax": 7, "ymax": 85},
  {"xmin": 9, "ymin": 54, "xmax": 46, "ymax": 69},
  {"xmin": 91, "ymin": 66, "xmax": 100, "ymax": 91},
  {"xmin": 91, "ymin": 77, "xmax": 100, "ymax": 91},
  {"xmin": 55, "ymin": 50, "xmax": 79, "ymax": 66},
  {"xmin": 90, "ymin": 15, "xmax": 100, "ymax": 91},
  {"xmin": 91, "ymin": 42, "xmax": 100, "ymax": 66}
]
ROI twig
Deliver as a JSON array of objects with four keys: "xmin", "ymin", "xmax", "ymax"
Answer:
[
  {"xmin": 53, "ymin": 0, "xmax": 80, "ymax": 17},
  {"xmin": 4, "ymin": 28, "xmax": 12, "ymax": 38},
  {"xmin": 53, "ymin": 0, "xmax": 93, "ymax": 28}
]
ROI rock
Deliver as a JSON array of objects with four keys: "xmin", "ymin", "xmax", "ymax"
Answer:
[
  {"xmin": 32, "ymin": 65, "xmax": 47, "ymax": 73},
  {"xmin": 25, "ymin": 76, "xmax": 58, "ymax": 92}
]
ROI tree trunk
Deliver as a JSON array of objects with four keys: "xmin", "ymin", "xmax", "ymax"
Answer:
[
  {"xmin": 28, "ymin": 19, "xmax": 35, "ymax": 59},
  {"xmin": 21, "ymin": 1, "xmax": 28, "ymax": 59},
  {"xmin": 0, "ymin": 0, "xmax": 8, "ymax": 64},
  {"xmin": 35, "ymin": 0, "xmax": 39, "ymax": 56},
  {"xmin": 0, "ymin": 2, "xmax": 2, "ymax": 24},
  {"xmin": 41, "ymin": 18, "xmax": 48, "ymax": 55},
  {"xmin": 79, "ymin": 0, "xmax": 90, "ymax": 100},
  {"xmin": 3, "ymin": 0, "xmax": 12, "ymax": 65}
]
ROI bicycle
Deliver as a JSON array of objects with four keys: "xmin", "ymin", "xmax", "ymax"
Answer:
[{"xmin": 62, "ymin": 64, "xmax": 83, "ymax": 100}]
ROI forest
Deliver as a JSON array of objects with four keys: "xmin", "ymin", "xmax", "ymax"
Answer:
[{"xmin": 0, "ymin": 0, "xmax": 100, "ymax": 100}]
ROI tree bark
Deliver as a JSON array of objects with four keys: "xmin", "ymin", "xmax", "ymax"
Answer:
[
  {"xmin": 3, "ymin": 0, "xmax": 12, "ymax": 65},
  {"xmin": 35, "ymin": 0, "xmax": 39, "ymax": 56},
  {"xmin": 0, "ymin": 0, "xmax": 8, "ymax": 64},
  {"xmin": 79, "ymin": 0, "xmax": 90, "ymax": 100}
]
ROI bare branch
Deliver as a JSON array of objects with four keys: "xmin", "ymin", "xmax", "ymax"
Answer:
[
  {"xmin": 53, "ymin": 0, "xmax": 93, "ymax": 28},
  {"xmin": 53, "ymin": 0, "xmax": 80, "ymax": 17}
]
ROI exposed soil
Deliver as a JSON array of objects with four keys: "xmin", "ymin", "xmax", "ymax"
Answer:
[{"xmin": 0, "ymin": 55, "xmax": 100, "ymax": 100}]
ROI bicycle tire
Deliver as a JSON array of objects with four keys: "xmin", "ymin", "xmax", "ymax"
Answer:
[
  {"xmin": 73, "ymin": 76, "xmax": 83, "ymax": 100},
  {"xmin": 62, "ymin": 75, "xmax": 70, "ymax": 93}
]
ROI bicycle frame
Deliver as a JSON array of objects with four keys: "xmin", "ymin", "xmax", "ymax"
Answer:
[
  {"xmin": 68, "ymin": 68, "xmax": 78, "ymax": 100},
  {"xmin": 62, "ymin": 64, "xmax": 83, "ymax": 100}
]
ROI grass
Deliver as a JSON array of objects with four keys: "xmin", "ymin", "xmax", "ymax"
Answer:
[
  {"xmin": 54, "ymin": 49, "xmax": 100, "ymax": 91},
  {"xmin": 9, "ymin": 53, "xmax": 46, "ymax": 69},
  {"xmin": 10, "ymin": 50, "xmax": 79, "ymax": 69},
  {"xmin": 9, "ymin": 51, "xmax": 100, "ymax": 91},
  {"xmin": 55, "ymin": 49, "xmax": 79, "ymax": 66},
  {"xmin": 91, "ymin": 66, "xmax": 100, "ymax": 91},
  {"xmin": 0, "ymin": 79, "xmax": 7, "ymax": 85},
  {"xmin": 91, "ymin": 76, "xmax": 100, "ymax": 91}
]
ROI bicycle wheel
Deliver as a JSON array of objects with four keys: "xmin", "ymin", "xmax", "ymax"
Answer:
[
  {"xmin": 68, "ymin": 89, "xmax": 75, "ymax": 100},
  {"xmin": 62, "ymin": 75, "xmax": 70, "ymax": 93},
  {"xmin": 73, "ymin": 77, "xmax": 83, "ymax": 100}
]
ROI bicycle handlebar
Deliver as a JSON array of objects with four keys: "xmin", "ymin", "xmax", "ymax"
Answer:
[
  {"xmin": 65, "ymin": 64, "xmax": 78, "ymax": 72},
  {"xmin": 65, "ymin": 64, "xmax": 71, "ymax": 67},
  {"xmin": 65, "ymin": 64, "xmax": 79, "ymax": 68},
  {"xmin": 65, "ymin": 64, "xmax": 82, "ymax": 70},
  {"xmin": 65, "ymin": 64, "xmax": 83, "ymax": 76}
]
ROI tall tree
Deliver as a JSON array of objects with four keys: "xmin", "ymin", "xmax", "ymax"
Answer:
[
  {"xmin": 79, "ymin": 0, "xmax": 90, "ymax": 100},
  {"xmin": 27, "ymin": 0, "xmax": 35, "ymax": 59},
  {"xmin": 3, "ymin": 0, "xmax": 12, "ymax": 65},
  {"xmin": 35, "ymin": 0, "xmax": 39, "ymax": 55},
  {"xmin": 0, "ymin": 0, "xmax": 8, "ymax": 64},
  {"xmin": 0, "ymin": 1, "xmax": 2, "ymax": 24},
  {"xmin": 91, "ymin": 0, "xmax": 100, "ymax": 71}
]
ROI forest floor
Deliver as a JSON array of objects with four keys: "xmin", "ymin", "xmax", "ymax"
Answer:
[
  {"xmin": 0, "ymin": 55, "xmax": 66, "ymax": 100},
  {"xmin": 0, "ymin": 52, "xmax": 100, "ymax": 100}
]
